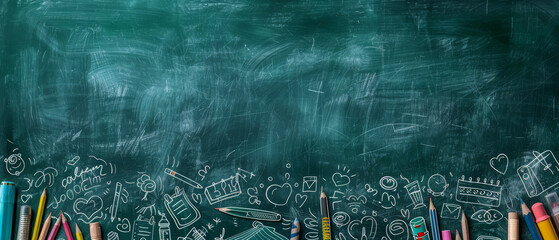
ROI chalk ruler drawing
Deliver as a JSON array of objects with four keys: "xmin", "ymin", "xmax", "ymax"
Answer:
[
  {"xmin": 517, "ymin": 150, "xmax": 559, "ymax": 197},
  {"xmin": 164, "ymin": 187, "xmax": 200, "ymax": 229},
  {"xmin": 204, "ymin": 175, "xmax": 241, "ymax": 205},
  {"xmin": 131, "ymin": 215, "xmax": 155, "ymax": 240},
  {"xmin": 456, "ymin": 176, "xmax": 502, "ymax": 207}
]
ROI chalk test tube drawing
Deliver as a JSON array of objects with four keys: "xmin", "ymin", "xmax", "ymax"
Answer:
[
  {"xmin": 379, "ymin": 176, "xmax": 398, "ymax": 191},
  {"xmin": 404, "ymin": 181, "xmax": 426, "ymax": 209},
  {"xmin": 440, "ymin": 203, "xmax": 461, "ymax": 219},
  {"xmin": 131, "ymin": 215, "xmax": 155, "ymax": 240},
  {"xmin": 470, "ymin": 209, "xmax": 503, "ymax": 224},
  {"xmin": 489, "ymin": 154, "xmax": 509, "ymax": 175},
  {"xmin": 204, "ymin": 175, "xmax": 242, "ymax": 205},
  {"xmin": 427, "ymin": 174, "xmax": 449, "ymax": 196},
  {"xmin": 4, "ymin": 152, "xmax": 25, "ymax": 176},
  {"xmin": 225, "ymin": 221, "xmax": 288, "ymax": 240},
  {"xmin": 517, "ymin": 150, "xmax": 559, "ymax": 197},
  {"xmin": 111, "ymin": 182, "xmax": 129, "ymax": 222},
  {"xmin": 164, "ymin": 186, "xmax": 200, "ymax": 229},
  {"xmin": 165, "ymin": 168, "xmax": 203, "ymax": 189},
  {"xmin": 302, "ymin": 176, "xmax": 318, "ymax": 192},
  {"xmin": 455, "ymin": 176, "xmax": 502, "ymax": 207}
]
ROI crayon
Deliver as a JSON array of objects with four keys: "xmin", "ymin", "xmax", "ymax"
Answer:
[
  {"xmin": 60, "ymin": 211, "xmax": 74, "ymax": 240},
  {"xmin": 290, "ymin": 218, "xmax": 300, "ymax": 240}
]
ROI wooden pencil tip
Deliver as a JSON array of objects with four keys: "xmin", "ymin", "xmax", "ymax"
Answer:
[{"xmin": 42, "ymin": 188, "xmax": 46, "ymax": 194}]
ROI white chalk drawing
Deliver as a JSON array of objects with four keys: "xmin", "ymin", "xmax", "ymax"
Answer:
[
  {"xmin": 107, "ymin": 231, "xmax": 119, "ymax": 240},
  {"xmin": 4, "ymin": 152, "xmax": 25, "ymax": 176},
  {"xmin": 489, "ymin": 153, "xmax": 509, "ymax": 175},
  {"xmin": 347, "ymin": 216, "xmax": 377, "ymax": 240},
  {"xmin": 164, "ymin": 187, "xmax": 200, "ymax": 229},
  {"xmin": 180, "ymin": 227, "xmax": 206, "ymax": 240},
  {"xmin": 137, "ymin": 204, "xmax": 157, "ymax": 217},
  {"xmin": 214, "ymin": 228, "xmax": 225, "ymax": 240},
  {"xmin": 164, "ymin": 168, "xmax": 203, "ymax": 189},
  {"xmin": 331, "ymin": 191, "xmax": 346, "ymax": 211},
  {"xmin": 332, "ymin": 172, "xmax": 351, "ymax": 187},
  {"xmin": 204, "ymin": 175, "xmax": 241, "ymax": 205},
  {"xmin": 247, "ymin": 187, "xmax": 261, "ymax": 205},
  {"xmin": 295, "ymin": 193, "xmax": 308, "ymax": 208},
  {"xmin": 379, "ymin": 176, "xmax": 398, "ymax": 191},
  {"xmin": 364, "ymin": 184, "xmax": 379, "ymax": 195},
  {"xmin": 303, "ymin": 209, "xmax": 319, "ymax": 240},
  {"xmin": 33, "ymin": 167, "xmax": 59, "ymax": 187},
  {"xmin": 400, "ymin": 209, "xmax": 410, "ymax": 220},
  {"xmin": 404, "ymin": 181, "xmax": 426, "ymax": 209},
  {"xmin": 191, "ymin": 193, "xmax": 202, "ymax": 204},
  {"xmin": 22, "ymin": 178, "xmax": 32, "ymax": 192},
  {"xmin": 337, "ymin": 233, "xmax": 347, "ymax": 240},
  {"xmin": 456, "ymin": 176, "xmax": 502, "ymax": 207},
  {"xmin": 20, "ymin": 194, "xmax": 31, "ymax": 203},
  {"xmin": 225, "ymin": 221, "xmax": 287, "ymax": 240},
  {"xmin": 332, "ymin": 212, "xmax": 351, "ymax": 227},
  {"xmin": 347, "ymin": 195, "xmax": 367, "ymax": 213},
  {"xmin": 302, "ymin": 176, "xmax": 318, "ymax": 192},
  {"xmin": 471, "ymin": 209, "xmax": 503, "ymax": 224},
  {"xmin": 110, "ymin": 182, "xmax": 129, "ymax": 222},
  {"xmin": 440, "ymin": 203, "xmax": 461, "ymax": 219},
  {"xmin": 67, "ymin": 156, "xmax": 80, "ymax": 166},
  {"xmin": 158, "ymin": 213, "xmax": 172, "ymax": 240},
  {"xmin": 131, "ymin": 215, "xmax": 155, "ymax": 240},
  {"xmin": 476, "ymin": 236, "xmax": 501, "ymax": 240},
  {"xmin": 116, "ymin": 218, "xmax": 131, "ymax": 233},
  {"xmin": 198, "ymin": 165, "xmax": 211, "ymax": 181},
  {"xmin": 427, "ymin": 174, "xmax": 449, "ymax": 196},
  {"xmin": 237, "ymin": 168, "xmax": 256, "ymax": 180},
  {"xmin": 137, "ymin": 174, "xmax": 157, "ymax": 200},
  {"xmin": 73, "ymin": 195, "xmax": 104, "ymax": 223},
  {"xmin": 379, "ymin": 192, "xmax": 397, "ymax": 210},
  {"xmin": 265, "ymin": 183, "xmax": 292, "ymax": 206},
  {"xmin": 384, "ymin": 219, "xmax": 409, "ymax": 240},
  {"xmin": 518, "ymin": 150, "xmax": 559, "ymax": 197}
]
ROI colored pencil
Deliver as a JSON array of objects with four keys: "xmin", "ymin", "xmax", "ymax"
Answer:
[
  {"xmin": 320, "ymin": 187, "xmax": 331, "ymax": 240},
  {"xmin": 75, "ymin": 224, "xmax": 83, "ymax": 240},
  {"xmin": 522, "ymin": 199, "xmax": 543, "ymax": 240},
  {"xmin": 430, "ymin": 198, "xmax": 441, "ymax": 240},
  {"xmin": 37, "ymin": 212, "xmax": 51, "ymax": 240},
  {"xmin": 31, "ymin": 188, "xmax": 47, "ymax": 240},
  {"xmin": 46, "ymin": 213, "xmax": 61, "ymax": 240},
  {"xmin": 461, "ymin": 211, "xmax": 469, "ymax": 240},
  {"xmin": 60, "ymin": 211, "xmax": 74, "ymax": 240},
  {"xmin": 290, "ymin": 218, "xmax": 300, "ymax": 240},
  {"xmin": 215, "ymin": 207, "xmax": 281, "ymax": 221},
  {"xmin": 456, "ymin": 230, "xmax": 462, "ymax": 240}
]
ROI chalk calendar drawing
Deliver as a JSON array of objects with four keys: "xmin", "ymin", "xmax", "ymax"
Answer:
[{"xmin": 517, "ymin": 150, "xmax": 559, "ymax": 197}]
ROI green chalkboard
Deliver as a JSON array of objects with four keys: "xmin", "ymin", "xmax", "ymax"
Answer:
[{"xmin": 2, "ymin": 0, "xmax": 559, "ymax": 239}]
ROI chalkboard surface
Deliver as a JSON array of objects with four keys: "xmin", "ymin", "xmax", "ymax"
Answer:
[{"xmin": 2, "ymin": 0, "xmax": 559, "ymax": 239}]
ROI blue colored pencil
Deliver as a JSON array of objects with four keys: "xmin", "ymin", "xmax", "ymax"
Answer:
[
  {"xmin": 521, "ymin": 199, "xmax": 542, "ymax": 240},
  {"xmin": 429, "ymin": 198, "xmax": 441, "ymax": 240},
  {"xmin": 290, "ymin": 218, "xmax": 300, "ymax": 240}
]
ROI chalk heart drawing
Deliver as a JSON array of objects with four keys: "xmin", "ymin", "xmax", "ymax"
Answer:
[
  {"xmin": 332, "ymin": 172, "xmax": 351, "ymax": 187},
  {"xmin": 295, "ymin": 193, "xmax": 308, "ymax": 207},
  {"xmin": 489, "ymin": 153, "xmax": 508, "ymax": 175},
  {"xmin": 20, "ymin": 194, "xmax": 32, "ymax": 203},
  {"xmin": 380, "ymin": 192, "xmax": 396, "ymax": 209},
  {"xmin": 191, "ymin": 193, "xmax": 202, "ymax": 204},
  {"xmin": 73, "ymin": 195, "xmax": 103, "ymax": 222},
  {"xmin": 116, "ymin": 218, "xmax": 131, "ymax": 233},
  {"xmin": 400, "ymin": 209, "xmax": 410, "ymax": 219},
  {"xmin": 347, "ymin": 216, "xmax": 377, "ymax": 240},
  {"xmin": 265, "ymin": 183, "xmax": 292, "ymax": 206}
]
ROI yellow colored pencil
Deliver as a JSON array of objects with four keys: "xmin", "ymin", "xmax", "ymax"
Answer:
[
  {"xmin": 32, "ymin": 188, "xmax": 47, "ymax": 240},
  {"xmin": 75, "ymin": 224, "xmax": 83, "ymax": 240}
]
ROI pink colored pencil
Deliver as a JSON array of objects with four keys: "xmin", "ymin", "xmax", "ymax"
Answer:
[
  {"xmin": 46, "ymin": 213, "xmax": 62, "ymax": 240},
  {"xmin": 60, "ymin": 211, "xmax": 74, "ymax": 240}
]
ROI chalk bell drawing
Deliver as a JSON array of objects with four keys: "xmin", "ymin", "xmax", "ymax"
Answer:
[
  {"xmin": 164, "ymin": 187, "xmax": 201, "ymax": 229},
  {"xmin": 427, "ymin": 174, "xmax": 448, "ymax": 196},
  {"xmin": 404, "ymin": 181, "xmax": 426, "ymax": 209},
  {"xmin": 455, "ymin": 176, "xmax": 502, "ymax": 207},
  {"xmin": 517, "ymin": 150, "xmax": 559, "ymax": 197}
]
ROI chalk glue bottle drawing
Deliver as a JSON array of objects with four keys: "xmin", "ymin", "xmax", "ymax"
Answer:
[{"xmin": 158, "ymin": 213, "xmax": 171, "ymax": 240}]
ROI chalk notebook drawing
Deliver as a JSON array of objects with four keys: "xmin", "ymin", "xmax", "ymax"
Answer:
[
  {"xmin": 518, "ymin": 150, "xmax": 559, "ymax": 197},
  {"xmin": 164, "ymin": 187, "xmax": 200, "ymax": 229},
  {"xmin": 225, "ymin": 221, "xmax": 287, "ymax": 240},
  {"xmin": 131, "ymin": 215, "xmax": 155, "ymax": 240}
]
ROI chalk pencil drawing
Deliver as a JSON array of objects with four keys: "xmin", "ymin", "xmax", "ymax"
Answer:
[
  {"xmin": 110, "ymin": 182, "xmax": 129, "ymax": 222},
  {"xmin": 165, "ymin": 168, "xmax": 203, "ymax": 189},
  {"xmin": 517, "ymin": 150, "xmax": 559, "ymax": 197},
  {"xmin": 204, "ymin": 175, "xmax": 242, "ymax": 205},
  {"xmin": 489, "ymin": 153, "xmax": 508, "ymax": 175}
]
